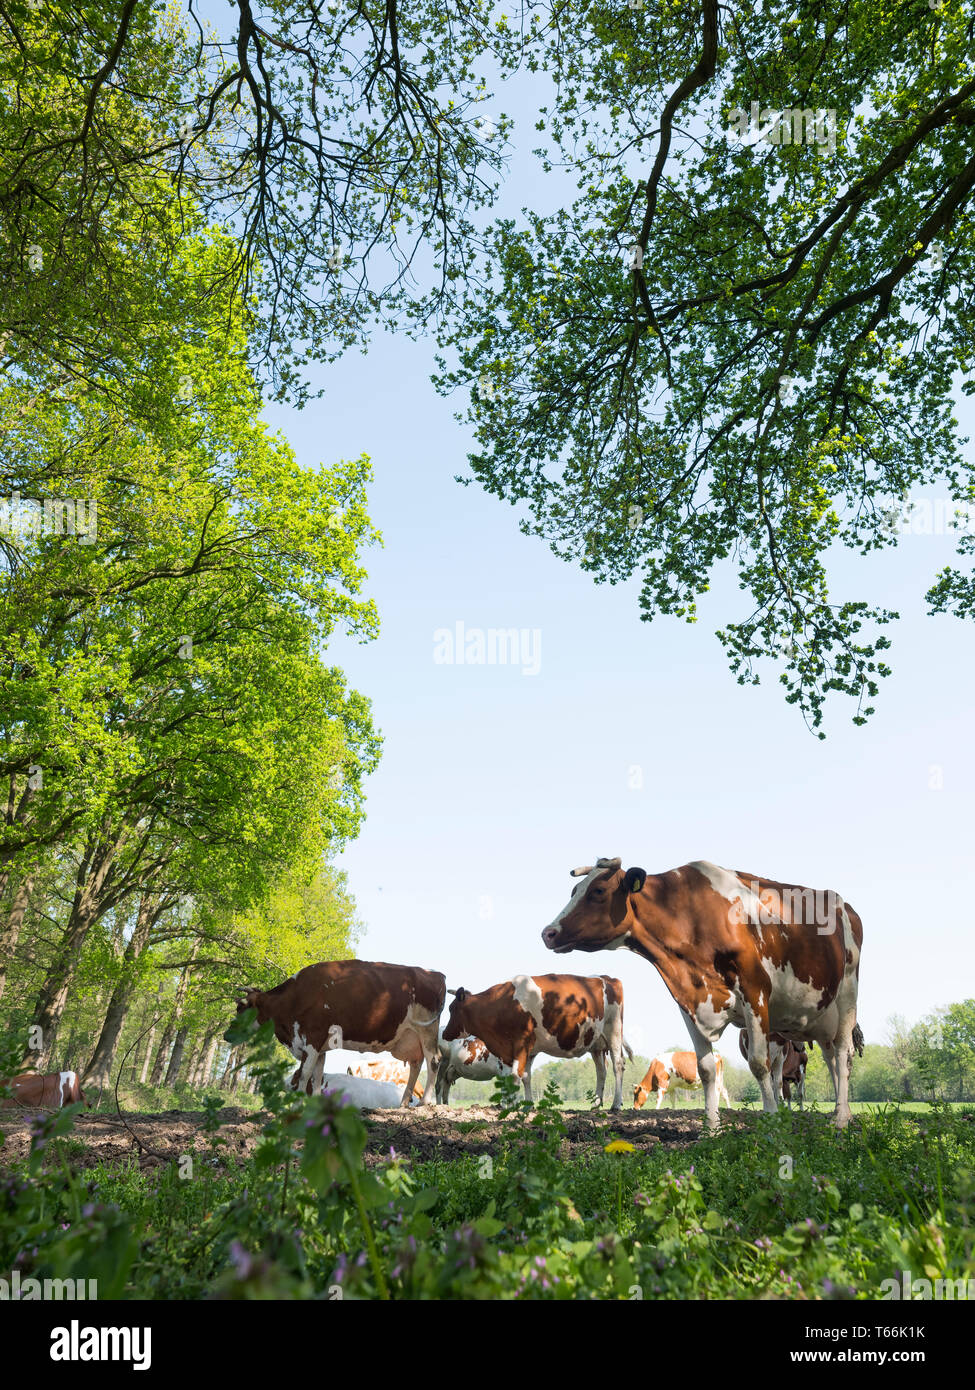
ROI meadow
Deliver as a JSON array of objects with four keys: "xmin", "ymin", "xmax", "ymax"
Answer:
[{"xmin": 2, "ymin": 1022, "xmax": 972, "ymax": 1301}]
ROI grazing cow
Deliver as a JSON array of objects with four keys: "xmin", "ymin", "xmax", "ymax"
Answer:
[
  {"xmin": 436, "ymin": 1031, "xmax": 509, "ymax": 1104},
  {"xmin": 322, "ymin": 1074, "xmax": 403, "ymax": 1109},
  {"xmin": 235, "ymin": 960, "xmax": 445, "ymax": 1107},
  {"xmin": 440, "ymin": 973, "xmax": 631, "ymax": 1110},
  {"xmin": 633, "ymin": 1050, "xmax": 731, "ymax": 1110},
  {"xmin": 541, "ymin": 857, "xmax": 863, "ymax": 1128},
  {"xmin": 0, "ymin": 1070, "xmax": 88, "ymax": 1110},
  {"xmin": 738, "ymin": 1029, "xmax": 808, "ymax": 1107}
]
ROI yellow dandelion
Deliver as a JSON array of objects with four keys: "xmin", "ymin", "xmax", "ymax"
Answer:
[{"xmin": 604, "ymin": 1139, "xmax": 636, "ymax": 1154}]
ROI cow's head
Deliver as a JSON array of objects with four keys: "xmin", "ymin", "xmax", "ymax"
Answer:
[
  {"xmin": 441, "ymin": 987, "xmax": 471, "ymax": 1044},
  {"xmin": 541, "ymin": 857, "xmax": 647, "ymax": 954},
  {"xmin": 632, "ymin": 1081, "xmax": 649, "ymax": 1109},
  {"xmin": 235, "ymin": 987, "xmax": 264, "ymax": 1019}
]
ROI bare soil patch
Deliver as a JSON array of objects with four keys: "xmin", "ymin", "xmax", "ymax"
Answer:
[{"xmin": 0, "ymin": 1103, "xmax": 759, "ymax": 1175}]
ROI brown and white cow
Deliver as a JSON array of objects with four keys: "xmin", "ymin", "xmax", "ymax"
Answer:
[
  {"xmin": 633, "ymin": 1050, "xmax": 731, "ymax": 1110},
  {"xmin": 738, "ymin": 1029, "xmax": 808, "ymax": 1107},
  {"xmin": 235, "ymin": 960, "xmax": 445, "ymax": 1107},
  {"xmin": 440, "ymin": 973, "xmax": 631, "ymax": 1110},
  {"xmin": 436, "ymin": 1031, "xmax": 510, "ymax": 1104},
  {"xmin": 0, "ymin": 1070, "xmax": 88, "ymax": 1109},
  {"xmin": 348, "ymin": 1056, "xmax": 425, "ymax": 1099},
  {"xmin": 541, "ymin": 858, "xmax": 862, "ymax": 1128}
]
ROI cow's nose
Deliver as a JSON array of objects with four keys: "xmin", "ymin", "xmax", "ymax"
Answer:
[{"xmin": 542, "ymin": 927, "xmax": 558, "ymax": 948}]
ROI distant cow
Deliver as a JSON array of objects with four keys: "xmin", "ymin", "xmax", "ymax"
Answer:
[
  {"xmin": 322, "ymin": 1074, "xmax": 403, "ymax": 1109},
  {"xmin": 0, "ymin": 1070, "xmax": 88, "ymax": 1110},
  {"xmin": 440, "ymin": 973, "xmax": 631, "ymax": 1110},
  {"xmin": 235, "ymin": 960, "xmax": 445, "ymax": 1106},
  {"xmin": 348, "ymin": 1056, "xmax": 424, "ymax": 1099},
  {"xmin": 738, "ymin": 1030, "xmax": 808, "ymax": 1107},
  {"xmin": 541, "ymin": 857, "xmax": 863, "ymax": 1128},
  {"xmin": 633, "ymin": 1051, "xmax": 731, "ymax": 1110},
  {"xmin": 436, "ymin": 1032, "xmax": 509, "ymax": 1104}
]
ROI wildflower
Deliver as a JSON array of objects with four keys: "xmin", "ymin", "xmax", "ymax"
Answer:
[{"xmin": 604, "ymin": 1139, "xmax": 636, "ymax": 1154}]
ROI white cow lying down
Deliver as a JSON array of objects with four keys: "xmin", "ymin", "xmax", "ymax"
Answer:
[{"xmin": 320, "ymin": 1073, "xmax": 403, "ymax": 1109}]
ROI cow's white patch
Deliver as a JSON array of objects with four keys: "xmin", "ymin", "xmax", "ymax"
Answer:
[
  {"xmin": 694, "ymin": 993, "xmax": 733, "ymax": 1035},
  {"xmin": 690, "ymin": 860, "xmax": 772, "ymax": 928},
  {"xmin": 762, "ymin": 959, "xmax": 833, "ymax": 1042}
]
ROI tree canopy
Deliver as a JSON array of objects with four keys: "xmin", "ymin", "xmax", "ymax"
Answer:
[{"xmin": 436, "ymin": 0, "xmax": 975, "ymax": 730}]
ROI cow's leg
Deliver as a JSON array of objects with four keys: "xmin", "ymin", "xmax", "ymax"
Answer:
[
  {"xmin": 402, "ymin": 1015, "xmax": 441, "ymax": 1106},
  {"xmin": 655, "ymin": 1080, "xmax": 666, "ymax": 1110},
  {"xmin": 741, "ymin": 1014, "xmax": 777, "ymax": 1115},
  {"xmin": 609, "ymin": 1038, "xmax": 625, "ymax": 1113},
  {"xmin": 520, "ymin": 1054, "xmax": 534, "ymax": 1105},
  {"xmin": 294, "ymin": 1046, "xmax": 322, "ymax": 1095},
  {"xmin": 401, "ymin": 1058, "xmax": 423, "ymax": 1108},
  {"xmin": 820, "ymin": 1038, "xmax": 840, "ymax": 1109},
  {"xmin": 717, "ymin": 1064, "xmax": 732, "ymax": 1109},
  {"xmin": 695, "ymin": 1050, "xmax": 721, "ymax": 1128},
  {"xmin": 592, "ymin": 1048, "xmax": 607, "ymax": 1108},
  {"xmin": 308, "ymin": 1050, "xmax": 325, "ymax": 1095},
  {"xmin": 831, "ymin": 1027, "xmax": 855, "ymax": 1129},
  {"xmin": 770, "ymin": 1048, "xmax": 785, "ymax": 1106},
  {"xmin": 680, "ymin": 1021, "xmax": 723, "ymax": 1130}
]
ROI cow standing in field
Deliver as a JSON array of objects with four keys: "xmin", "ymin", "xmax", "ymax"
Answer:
[
  {"xmin": 633, "ymin": 1050, "xmax": 731, "ymax": 1110},
  {"xmin": 541, "ymin": 857, "xmax": 863, "ymax": 1128},
  {"xmin": 0, "ymin": 1070, "xmax": 88, "ymax": 1109},
  {"xmin": 738, "ymin": 1029, "xmax": 808, "ymax": 1107},
  {"xmin": 440, "ymin": 973, "xmax": 631, "ymax": 1110},
  {"xmin": 234, "ymin": 960, "xmax": 445, "ymax": 1107}
]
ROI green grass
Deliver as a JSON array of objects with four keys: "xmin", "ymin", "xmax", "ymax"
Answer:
[{"xmin": 2, "ymin": 1057, "xmax": 973, "ymax": 1300}]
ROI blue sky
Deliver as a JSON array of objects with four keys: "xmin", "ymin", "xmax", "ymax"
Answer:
[{"xmin": 256, "ymin": 41, "xmax": 974, "ymax": 1067}]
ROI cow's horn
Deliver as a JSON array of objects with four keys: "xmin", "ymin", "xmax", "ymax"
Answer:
[
  {"xmin": 447, "ymin": 988, "xmax": 457, "ymax": 996},
  {"xmin": 570, "ymin": 865, "xmax": 593, "ymax": 877},
  {"xmin": 596, "ymin": 856, "xmax": 622, "ymax": 870}
]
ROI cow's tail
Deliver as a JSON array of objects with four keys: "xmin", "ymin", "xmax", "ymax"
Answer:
[
  {"xmin": 852, "ymin": 1023, "xmax": 865, "ymax": 1057},
  {"xmin": 622, "ymin": 1035, "xmax": 634, "ymax": 1063}
]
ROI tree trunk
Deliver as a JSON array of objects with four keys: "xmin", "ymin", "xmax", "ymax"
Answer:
[
  {"xmin": 149, "ymin": 1019, "xmax": 177, "ymax": 1086},
  {"xmin": 148, "ymin": 946, "xmax": 196, "ymax": 1085},
  {"xmin": 83, "ymin": 892, "xmax": 163, "ymax": 1088},
  {"xmin": 26, "ymin": 836, "xmax": 121, "ymax": 1067},
  {"xmin": 164, "ymin": 1026, "xmax": 190, "ymax": 1086},
  {"xmin": 219, "ymin": 1046, "xmax": 240, "ymax": 1089},
  {"xmin": 138, "ymin": 985, "xmax": 165, "ymax": 1084},
  {"xmin": 0, "ymin": 874, "xmax": 35, "ymax": 1005},
  {"xmin": 190, "ymin": 1032, "xmax": 217, "ymax": 1088}
]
